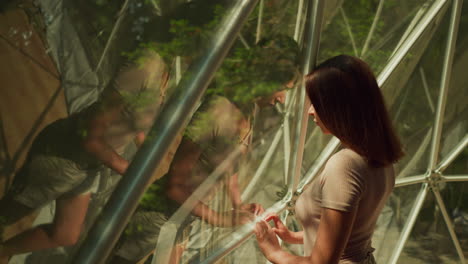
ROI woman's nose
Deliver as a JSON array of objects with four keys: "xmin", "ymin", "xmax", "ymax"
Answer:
[
  {"xmin": 276, "ymin": 94, "xmax": 286, "ymax": 104},
  {"xmin": 308, "ymin": 105, "xmax": 315, "ymax": 116}
]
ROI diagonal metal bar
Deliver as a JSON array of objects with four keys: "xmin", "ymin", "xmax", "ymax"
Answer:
[
  {"xmin": 361, "ymin": 0, "xmax": 385, "ymax": 57},
  {"xmin": 379, "ymin": 0, "xmax": 448, "ymax": 87},
  {"xmin": 443, "ymin": 175, "xmax": 468, "ymax": 182},
  {"xmin": 179, "ymin": 1, "xmax": 326, "ymax": 262},
  {"xmin": 432, "ymin": 186, "xmax": 466, "ymax": 263},
  {"xmin": 94, "ymin": 0, "xmax": 130, "ymax": 73},
  {"xmin": 419, "ymin": 67, "xmax": 435, "ymax": 112},
  {"xmin": 238, "ymin": 33, "xmax": 251, "ymax": 49},
  {"xmin": 395, "ymin": 174, "xmax": 427, "ymax": 188},
  {"xmin": 155, "ymin": 147, "xmax": 245, "ymax": 264},
  {"xmin": 391, "ymin": 2, "xmax": 430, "ymax": 58},
  {"xmin": 241, "ymin": 128, "xmax": 284, "ymax": 200},
  {"xmin": 0, "ymin": 34, "xmax": 60, "ymax": 80},
  {"xmin": 284, "ymin": 117, "xmax": 291, "ymax": 183},
  {"xmin": 395, "ymin": 128, "xmax": 432, "ymax": 179},
  {"xmin": 299, "ymin": 1, "xmax": 449, "ymax": 193},
  {"xmin": 297, "ymin": 137, "xmax": 340, "ymax": 191},
  {"xmin": 175, "ymin": 56, "xmax": 182, "ymax": 84},
  {"xmin": 0, "ymin": 115, "xmax": 13, "ymax": 194},
  {"xmin": 294, "ymin": 0, "xmax": 305, "ymax": 41},
  {"xmin": 290, "ymin": 0, "xmax": 325, "ymax": 194},
  {"xmin": 10, "ymin": 84, "xmax": 63, "ymax": 173},
  {"xmin": 363, "ymin": 5, "xmax": 420, "ymax": 61},
  {"xmin": 256, "ymin": 0, "xmax": 265, "ymax": 43},
  {"xmin": 72, "ymin": 1, "xmax": 259, "ymax": 263},
  {"xmin": 436, "ymin": 134, "xmax": 468, "ymax": 172},
  {"xmin": 388, "ymin": 183, "xmax": 429, "ymax": 264},
  {"xmin": 428, "ymin": 0, "xmax": 464, "ymax": 170},
  {"xmin": 198, "ymin": 200, "xmax": 289, "ymax": 264},
  {"xmin": 339, "ymin": 7, "xmax": 358, "ymax": 56}
]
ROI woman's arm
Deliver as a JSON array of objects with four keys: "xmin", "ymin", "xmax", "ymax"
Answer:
[
  {"xmin": 166, "ymin": 172, "xmax": 254, "ymax": 227},
  {"xmin": 167, "ymin": 182, "xmax": 253, "ymax": 226},
  {"xmin": 255, "ymin": 207, "xmax": 358, "ymax": 264},
  {"xmin": 166, "ymin": 138, "xmax": 254, "ymax": 227},
  {"xmin": 227, "ymin": 172, "xmax": 264, "ymax": 215}
]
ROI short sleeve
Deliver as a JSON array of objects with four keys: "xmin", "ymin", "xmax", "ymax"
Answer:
[
  {"xmin": 184, "ymin": 96, "xmax": 243, "ymax": 148},
  {"xmin": 114, "ymin": 51, "xmax": 167, "ymax": 131},
  {"xmin": 320, "ymin": 151, "xmax": 367, "ymax": 212}
]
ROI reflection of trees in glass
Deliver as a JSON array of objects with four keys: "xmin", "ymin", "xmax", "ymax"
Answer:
[
  {"xmin": 208, "ymin": 36, "xmax": 299, "ymax": 110},
  {"xmin": 129, "ymin": 1, "xmax": 301, "ymax": 210},
  {"xmin": 240, "ymin": 0, "xmax": 299, "ymax": 40},
  {"xmin": 320, "ymin": 0, "xmax": 430, "ymax": 73},
  {"xmin": 123, "ymin": 2, "xmax": 226, "ymax": 64}
]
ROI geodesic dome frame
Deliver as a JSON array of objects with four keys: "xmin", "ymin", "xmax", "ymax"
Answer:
[
  {"xmin": 71, "ymin": 1, "xmax": 467, "ymax": 263},
  {"xmin": 1, "ymin": 0, "xmax": 466, "ymax": 263}
]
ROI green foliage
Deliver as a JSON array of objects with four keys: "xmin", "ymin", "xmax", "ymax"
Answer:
[
  {"xmin": 208, "ymin": 35, "xmax": 299, "ymax": 110},
  {"xmin": 139, "ymin": 178, "xmax": 172, "ymax": 212},
  {"xmin": 122, "ymin": 3, "xmax": 225, "ymax": 65},
  {"xmin": 120, "ymin": 88, "xmax": 159, "ymax": 112}
]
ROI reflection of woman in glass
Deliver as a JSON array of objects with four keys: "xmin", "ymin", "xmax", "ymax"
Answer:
[
  {"xmin": 255, "ymin": 55, "xmax": 404, "ymax": 264},
  {"xmin": 0, "ymin": 51, "xmax": 168, "ymax": 263},
  {"xmin": 109, "ymin": 36, "xmax": 300, "ymax": 264}
]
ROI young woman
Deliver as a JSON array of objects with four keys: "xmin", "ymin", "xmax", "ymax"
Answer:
[
  {"xmin": 254, "ymin": 55, "xmax": 404, "ymax": 264},
  {"xmin": 108, "ymin": 36, "xmax": 300, "ymax": 264}
]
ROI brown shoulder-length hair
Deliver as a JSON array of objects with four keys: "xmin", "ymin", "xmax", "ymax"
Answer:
[{"xmin": 305, "ymin": 55, "xmax": 404, "ymax": 167}]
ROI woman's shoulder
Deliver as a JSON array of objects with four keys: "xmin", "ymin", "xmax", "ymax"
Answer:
[
  {"xmin": 329, "ymin": 148, "xmax": 366, "ymax": 168},
  {"xmin": 323, "ymin": 149, "xmax": 371, "ymax": 182}
]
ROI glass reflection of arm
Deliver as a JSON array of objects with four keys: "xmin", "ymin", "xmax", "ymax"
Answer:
[
  {"xmin": 134, "ymin": 131, "xmax": 146, "ymax": 147},
  {"xmin": 81, "ymin": 92, "xmax": 130, "ymax": 175},
  {"xmin": 166, "ymin": 137, "xmax": 253, "ymax": 227}
]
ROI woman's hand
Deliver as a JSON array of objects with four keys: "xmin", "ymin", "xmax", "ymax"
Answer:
[
  {"xmin": 265, "ymin": 214, "xmax": 303, "ymax": 244},
  {"xmin": 254, "ymin": 220, "xmax": 283, "ymax": 261},
  {"xmin": 217, "ymin": 209, "xmax": 255, "ymax": 227},
  {"xmin": 237, "ymin": 203, "xmax": 265, "ymax": 215}
]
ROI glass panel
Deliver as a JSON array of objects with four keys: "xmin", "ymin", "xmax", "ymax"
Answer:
[
  {"xmin": 0, "ymin": 3, "xmax": 67, "ymax": 179},
  {"xmin": 319, "ymin": 0, "xmax": 435, "ymax": 74},
  {"xmin": 373, "ymin": 184, "xmax": 426, "ymax": 263},
  {"xmin": 0, "ymin": 2, "xmax": 68, "ymax": 263},
  {"xmin": 2, "ymin": 0, "xmax": 466, "ymax": 263},
  {"xmin": 152, "ymin": 0, "xmax": 304, "ymax": 263},
  {"xmin": 439, "ymin": 182, "xmax": 468, "ymax": 259},
  {"xmin": 1, "ymin": 0, "xmax": 239, "ymax": 263},
  {"xmin": 443, "ymin": 147, "xmax": 468, "ymax": 175},
  {"xmin": 300, "ymin": 121, "xmax": 333, "ymax": 177},
  {"xmin": 222, "ymin": 235, "xmax": 268, "ymax": 264},
  {"xmin": 386, "ymin": 4, "xmax": 451, "ymax": 179},
  {"xmin": 439, "ymin": 1, "xmax": 468, "ymax": 163},
  {"xmin": 399, "ymin": 189, "xmax": 462, "ymax": 264},
  {"xmin": 219, "ymin": 212, "xmax": 304, "ymax": 264},
  {"xmin": 302, "ymin": 0, "xmax": 449, "ymax": 185}
]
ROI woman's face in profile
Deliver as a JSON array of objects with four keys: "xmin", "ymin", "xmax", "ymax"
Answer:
[
  {"xmin": 308, "ymin": 104, "xmax": 330, "ymax": 134},
  {"xmin": 255, "ymin": 79, "xmax": 296, "ymax": 107},
  {"xmin": 255, "ymin": 90, "xmax": 287, "ymax": 107}
]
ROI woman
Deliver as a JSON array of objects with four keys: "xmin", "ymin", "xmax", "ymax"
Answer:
[
  {"xmin": 108, "ymin": 36, "xmax": 300, "ymax": 264},
  {"xmin": 254, "ymin": 55, "xmax": 404, "ymax": 264}
]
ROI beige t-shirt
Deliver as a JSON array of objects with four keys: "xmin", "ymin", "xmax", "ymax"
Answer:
[
  {"xmin": 103, "ymin": 51, "xmax": 168, "ymax": 155},
  {"xmin": 178, "ymin": 96, "xmax": 247, "ymax": 189},
  {"xmin": 295, "ymin": 148, "xmax": 395, "ymax": 263}
]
